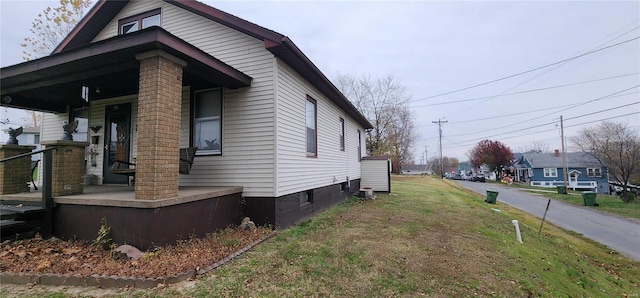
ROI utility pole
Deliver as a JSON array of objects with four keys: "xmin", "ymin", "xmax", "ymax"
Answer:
[
  {"xmin": 560, "ymin": 115, "xmax": 568, "ymax": 192},
  {"xmin": 424, "ymin": 145, "xmax": 429, "ymax": 174},
  {"xmin": 432, "ymin": 119, "xmax": 447, "ymax": 178}
]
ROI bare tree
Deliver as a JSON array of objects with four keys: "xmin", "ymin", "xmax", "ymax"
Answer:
[
  {"xmin": 20, "ymin": 111, "xmax": 43, "ymax": 128},
  {"xmin": 571, "ymin": 121, "xmax": 640, "ymax": 202},
  {"xmin": 21, "ymin": 0, "xmax": 93, "ymax": 61},
  {"xmin": 387, "ymin": 105, "xmax": 417, "ymax": 173},
  {"xmin": 335, "ymin": 73, "xmax": 416, "ymax": 173},
  {"xmin": 430, "ymin": 156, "xmax": 460, "ymax": 177},
  {"xmin": 517, "ymin": 141, "xmax": 551, "ymax": 153}
]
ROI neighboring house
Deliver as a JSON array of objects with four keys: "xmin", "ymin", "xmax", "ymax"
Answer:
[
  {"xmin": 0, "ymin": 0, "xmax": 373, "ymax": 248},
  {"xmin": 513, "ymin": 150, "xmax": 609, "ymax": 193},
  {"xmin": 457, "ymin": 161, "xmax": 472, "ymax": 175},
  {"xmin": 15, "ymin": 126, "xmax": 41, "ymax": 161},
  {"xmin": 401, "ymin": 164, "xmax": 429, "ymax": 175}
]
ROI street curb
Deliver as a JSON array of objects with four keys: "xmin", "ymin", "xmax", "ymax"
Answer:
[{"xmin": 0, "ymin": 233, "xmax": 276, "ymax": 289}]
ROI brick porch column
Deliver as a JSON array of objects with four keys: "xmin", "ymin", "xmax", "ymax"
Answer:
[
  {"xmin": 0, "ymin": 145, "xmax": 36, "ymax": 194},
  {"xmin": 134, "ymin": 50, "xmax": 186, "ymax": 200},
  {"xmin": 41, "ymin": 141, "xmax": 89, "ymax": 196}
]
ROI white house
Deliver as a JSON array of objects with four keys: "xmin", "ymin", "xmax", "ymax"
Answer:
[{"xmin": 0, "ymin": 0, "xmax": 372, "ymax": 247}]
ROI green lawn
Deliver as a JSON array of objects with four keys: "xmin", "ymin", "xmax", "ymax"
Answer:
[{"xmin": 8, "ymin": 176, "xmax": 640, "ymax": 297}]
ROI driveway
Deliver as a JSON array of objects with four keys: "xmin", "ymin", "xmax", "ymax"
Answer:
[{"xmin": 457, "ymin": 181, "xmax": 640, "ymax": 261}]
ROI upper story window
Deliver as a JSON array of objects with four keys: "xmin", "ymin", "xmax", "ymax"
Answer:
[
  {"xmin": 543, "ymin": 168, "xmax": 558, "ymax": 177},
  {"xmin": 339, "ymin": 118, "xmax": 345, "ymax": 151},
  {"xmin": 193, "ymin": 88, "xmax": 222, "ymax": 155},
  {"xmin": 33, "ymin": 134, "xmax": 40, "ymax": 144},
  {"xmin": 118, "ymin": 8, "xmax": 161, "ymax": 35},
  {"xmin": 587, "ymin": 168, "xmax": 602, "ymax": 177},
  {"xmin": 306, "ymin": 96, "xmax": 317, "ymax": 157}
]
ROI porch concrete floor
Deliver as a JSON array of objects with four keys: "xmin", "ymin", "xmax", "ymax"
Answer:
[{"xmin": 0, "ymin": 185, "xmax": 243, "ymax": 209}]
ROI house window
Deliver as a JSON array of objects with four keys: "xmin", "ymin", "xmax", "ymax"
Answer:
[
  {"xmin": 543, "ymin": 168, "xmax": 558, "ymax": 177},
  {"xmin": 118, "ymin": 8, "xmax": 161, "ymax": 34},
  {"xmin": 587, "ymin": 168, "xmax": 602, "ymax": 177},
  {"xmin": 33, "ymin": 134, "xmax": 40, "ymax": 144},
  {"xmin": 193, "ymin": 89, "xmax": 222, "ymax": 155},
  {"xmin": 339, "ymin": 118, "xmax": 345, "ymax": 151},
  {"xmin": 341, "ymin": 181, "xmax": 349, "ymax": 192},
  {"xmin": 300, "ymin": 190, "xmax": 313, "ymax": 206},
  {"xmin": 306, "ymin": 96, "xmax": 317, "ymax": 157},
  {"xmin": 357, "ymin": 130, "xmax": 362, "ymax": 161}
]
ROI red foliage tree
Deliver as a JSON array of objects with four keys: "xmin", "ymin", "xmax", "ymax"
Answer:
[{"xmin": 469, "ymin": 139, "xmax": 513, "ymax": 179}]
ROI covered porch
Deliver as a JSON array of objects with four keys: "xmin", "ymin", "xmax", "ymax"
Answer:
[
  {"xmin": 1, "ymin": 26, "xmax": 251, "ymax": 200},
  {"xmin": 0, "ymin": 27, "xmax": 252, "ymax": 247},
  {"xmin": 1, "ymin": 185, "xmax": 243, "ymax": 249}
]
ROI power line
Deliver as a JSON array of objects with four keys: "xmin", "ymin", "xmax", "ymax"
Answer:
[
  {"xmin": 412, "ymin": 36, "xmax": 639, "ymax": 102},
  {"xmin": 447, "ymin": 100, "xmax": 639, "ymax": 139},
  {"xmin": 442, "ymin": 111, "xmax": 640, "ymax": 150},
  {"xmin": 442, "ymin": 85, "xmax": 640, "ymax": 137},
  {"xmin": 410, "ymin": 73, "xmax": 638, "ymax": 108},
  {"xmin": 448, "ymin": 91, "xmax": 637, "ymax": 125}
]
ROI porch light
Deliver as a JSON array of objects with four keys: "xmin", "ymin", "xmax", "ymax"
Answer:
[{"xmin": 81, "ymin": 85, "xmax": 89, "ymax": 102}]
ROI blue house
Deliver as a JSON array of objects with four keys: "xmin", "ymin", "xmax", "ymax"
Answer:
[{"xmin": 513, "ymin": 150, "xmax": 609, "ymax": 193}]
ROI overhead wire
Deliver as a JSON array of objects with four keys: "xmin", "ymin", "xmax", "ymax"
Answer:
[
  {"xmin": 409, "ymin": 36, "xmax": 639, "ymax": 103},
  {"xmin": 410, "ymin": 72, "xmax": 638, "ymax": 108},
  {"xmin": 443, "ymin": 111, "xmax": 640, "ymax": 149},
  {"xmin": 445, "ymin": 100, "xmax": 639, "ymax": 139}
]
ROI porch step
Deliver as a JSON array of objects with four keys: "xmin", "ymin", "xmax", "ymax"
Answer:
[
  {"xmin": 0, "ymin": 219, "xmax": 26, "ymax": 229},
  {"xmin": 0, "ymin": 204, "xmax": 47, "ymax": 242}
]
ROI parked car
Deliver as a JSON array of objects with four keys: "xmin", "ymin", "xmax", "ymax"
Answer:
[
  {"xmin": 452, "ymin": 173, "xmax": 462, "ymax": 180},
  {"xmin": 472, "ymin": 174, "xmax": 486, "ymax": 182}
]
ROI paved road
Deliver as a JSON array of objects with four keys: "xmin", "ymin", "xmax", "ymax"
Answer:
[{"xmin": 457, "ymin": 181, "xmax": 640, "ymax": 261}]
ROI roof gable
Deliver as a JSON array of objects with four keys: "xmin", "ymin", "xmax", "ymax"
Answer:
[
  {"xmin": 523, "ymin": 152, "xmax": 602, "ymax": 168},
  {"xmin": 54, "ymin": 0, "xmax": 372, "ymax": 129}
]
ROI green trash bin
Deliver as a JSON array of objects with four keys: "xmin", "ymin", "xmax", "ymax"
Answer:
[
  {"xmin": 581, "ymin": 191, "xmax": 597, "ymax": 206},
  {"xmin": 485, "ymin": 190, "xmax": 498, "ymax": 204},
  {"xmin": 557, "ymin": 186, "xmax": 567, "ymax": 194}
]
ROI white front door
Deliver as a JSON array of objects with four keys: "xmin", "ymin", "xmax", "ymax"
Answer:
[{"xmin": 569, "ymin": 172, "xmax": 579, "ymax": 188}]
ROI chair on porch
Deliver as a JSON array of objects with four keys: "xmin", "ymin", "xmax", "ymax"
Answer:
[{"xmin": 110, "ymin": 147, "xmax": 197, "ymax": 178}]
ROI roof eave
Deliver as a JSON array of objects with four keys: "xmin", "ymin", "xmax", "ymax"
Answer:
[{"xmin": 267, "ymin": 38, "xmax": 373, "ymax": 129}]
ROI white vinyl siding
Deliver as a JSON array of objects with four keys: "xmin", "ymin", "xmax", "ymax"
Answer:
[
  {"xmin": 275, "ymin": 60, "xmax": 364, "ymax": 197},
  {"xmin": 41, "ymin": 113, "xmax": 69, "ymax": 143},
  {"xmin": 95, "ymin": 0, "xmax": 276, "ymax": 197},
  {"xmin": 90, "ymin": 0, "xmax": 366, "ymax": 197},
  {"xmin": 39, "ymin": 95, "xmax": 137, "ymax": 185}
]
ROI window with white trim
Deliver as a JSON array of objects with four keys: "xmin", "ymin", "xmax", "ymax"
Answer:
[
  {"xmin": 339, "ymin": 118, "xmax": 345, "ymax": 151},
  {"xmin": 543, "ymin": 168, "xmax": 558, "ymax": 177},
  {"xmin": 357, "ymin": 129, "xmax": 362, "ymax": 161},
  {"xmin": 587, "ymin": 168, "xmax": 602, "ymax": 177},
  {"xmin": 193, "ymin": 89, "xmax": 222, "ymax": 155},
  {"xmin": 118, "ymin": 8, "xmax": 161, "ymax": 35},
  {"xmin": 306, "ymin": 97, "xmax": 317, "ymax": 157}
]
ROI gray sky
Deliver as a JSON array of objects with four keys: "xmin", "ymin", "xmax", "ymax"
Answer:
[{"xmin": 1, "ymin": 0, "xmax": 639, "ymax": 162}]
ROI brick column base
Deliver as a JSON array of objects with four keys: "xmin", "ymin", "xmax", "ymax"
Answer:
[
  {"xmin": 0, "ymin": 145, "xmax": 36, "ymax": 194},
  {"xmin": 41, "ymin": 141, "xmax": 90, "ymax": 196},
  {"xmin": 134, "ymin": 50, "xmax": 186, "ymax": 200}
]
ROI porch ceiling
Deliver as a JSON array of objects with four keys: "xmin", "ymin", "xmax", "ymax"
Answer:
[{"xmin": 0, "ymin": 27, "xmax": 252, "ymax": 113}]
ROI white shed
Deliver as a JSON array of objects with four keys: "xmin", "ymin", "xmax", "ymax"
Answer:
[{"xmin": 361, "ymin": 156, "xmax": 391, "ymax": 193}]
